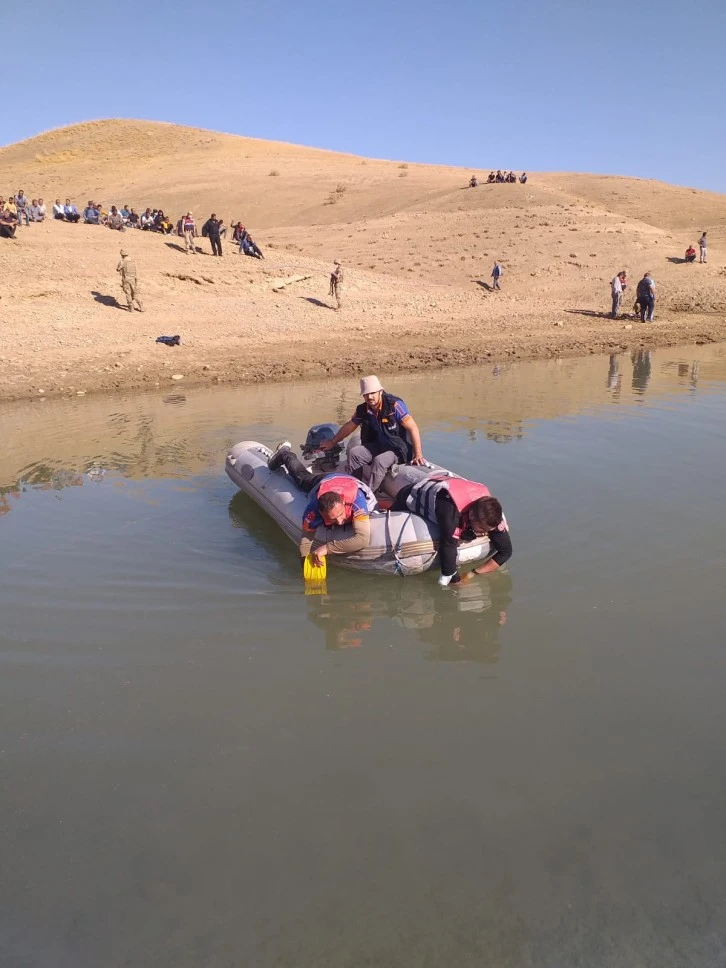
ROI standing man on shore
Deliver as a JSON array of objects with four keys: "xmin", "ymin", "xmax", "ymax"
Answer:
[
  {"xmin": 610, "ymin": 270, "xmax": 626, "ymax": 318},
  {"xmin": 636, "ymin": 271, "xmax": 655, "ymax": 323},
  {"xmin": 181, "ymin": 212, "xmax": 196, "ymax": 254},
  {"xmin": 699, "ymin": 231, "xmax": 707, "ymax": 264},
  {"xmin": 202, "ymin": 214, "xmax": 223, "ymax": 257},
  {"xmin": 329, "ymin": 260, "xmax": 343, "ymax": 310},
  {"xmin": 116, "ymin": 250, "xmax": 144, "ymax": 313},
  {"xmin": 491, "ymin": 261, "xmax": 503, "ymax": 290}
]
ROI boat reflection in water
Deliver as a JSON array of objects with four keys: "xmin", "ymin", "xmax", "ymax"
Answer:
[{"xmin": 305, "ymin": 573, "xmax": 513, "ymax": 664}]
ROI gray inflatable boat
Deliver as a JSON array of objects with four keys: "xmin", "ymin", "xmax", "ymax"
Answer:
[{"xmin": 225, "ymin": 437, "xmax": 492, "ymax": 577}]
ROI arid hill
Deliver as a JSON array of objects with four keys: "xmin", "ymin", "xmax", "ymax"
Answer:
[{"xmin": 1, "ymin": 119, "xmax": 725, "ymax": 401}]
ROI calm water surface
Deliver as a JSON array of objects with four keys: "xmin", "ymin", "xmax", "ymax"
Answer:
[{"xmin": 2, "ymin": 346, "xmax": 726, "ymax": 968}]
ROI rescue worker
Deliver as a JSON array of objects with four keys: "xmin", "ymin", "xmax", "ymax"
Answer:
[
  {"xmin": 319, "ymin": 376, "xmax": 426, "ymax": 493},
  {"xmin": 116, "ymin": 250, "xmax": 144, "ymax": 312},
  {"xmin": 391, "ymin": 473, "xmax": 512, "ymax": 585},
  {"xmin": 267, "ymin": 442, "xmax": 376, "ymax": 566},
  {"xmin": 329, "ymin": 260, "xmax": 343, "ymax": 310}
]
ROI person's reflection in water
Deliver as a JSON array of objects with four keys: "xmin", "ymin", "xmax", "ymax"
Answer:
[
  {"xmin": 305, "ymin": 572, "xmax": 513, "ymax": 664},
  {"xmin": 631, "ymin": 349, "xmax": 652, "ymax": 395},
  {"xmin": 308, "ymin": 597, "xmax": 373, "ymax": 650},
  {"xmin": 413, "ymin": 573, "xmax": 513, "ymax": 663},
  {"xmin": 690, "ymin": 361, "xmax": 700, "ymax": 394},
  {"xmin": 606, "ymin": 354, "xmax": 622, "ymax": 398}
]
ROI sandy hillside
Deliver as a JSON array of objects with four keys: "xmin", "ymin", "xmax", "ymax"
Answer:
[{"xmin": 1, "ymin": 118, "xmax": 725, "ymax": 402}]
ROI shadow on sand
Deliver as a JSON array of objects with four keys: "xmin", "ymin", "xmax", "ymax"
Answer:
[
  {"xmin": 91, "ymin": 290, "xmax": 123, "ymax": 309},
  {"xmin": 301, "ymin": 297, "xmax": 336, "ymax": 310}
]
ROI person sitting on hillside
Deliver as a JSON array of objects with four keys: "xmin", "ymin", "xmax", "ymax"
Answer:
[
  {"xmin": 140, "ymin": 207, "xmax": 155, "ymax": 230},
  {"xmin": 127, "ymin": 208, "xmax": 140, "ymax": 228},
  {"xmin": 238, "ymin": 228, "xmax": 263, "ymax": 258},
  {"xmin": 469, "ymin": 175, "xmax": 478, "ymax": 188},
  {"xmin": 507, "ymin": 171, "xmax": 516, "ymax": 183},
  {"xmin": 685, "ymin": 245, "xmax": 697, "ymax": 263},
  {"xmin": 487, "ymin": 171, "xmax": 496, "ymax": 183},
  {"xmin": 0, "ymin": 199, "xmax": 17, "ymax": 239},
  {"xmin": 53, "ymin": 199, "xmax": 65, "ymax": 220},
  {"xmin": 107, "ymin": 206, "xmax": 125, "ymax": 231},
  {"xmin": 28, "ymin": 199, "xmax": 43, "ymax": 221},
  {"xmin": 120, "ymin": 204, "xmax": 131, "ymax": 220},
  {"xmin": 495, "ymin": 170, "xmax": 505, "ymax": 183},
  {"xmin": 232, "ymin": 221, "xmax": 245, "ymax": 243},
  {"xmin": 64, "ymin": 199, "xmax": 81, "ymax": 223},
  {"xmin": 37, "ymin": 198, "xmax": 47, "ymax": 220},
  {"xmin": 155, "ymin": 210, "xmax": 173, "ymax": 234},
  {"xmin": 84, "ymin": 201, "xmax": 100, "ymax": 225},
  {"xmin": 14, "ymin": 190, "xmax": 30, "ymax": 226},
  {"xmin": 519, "ymin": 172, "xmax": 528, "ymax": 184}
]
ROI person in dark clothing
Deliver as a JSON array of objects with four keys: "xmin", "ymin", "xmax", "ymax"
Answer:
[
  {"xmin": 238, "ymin": 229, "xmax": 263, "ymax": 258},
  {"xmin": 636, "ymin": 272, "xmax": 655, "ymax": 322},
  {"xmin": 391, "ymin": 477, "xmax": 512, "ymax": 585},
  {"xmin": 319, "ymin": 375, "xmax": 425, "ymax": 493},
  {"xmin": 202, "ymin": 214, "xmax": 223, "ymax": 256}
]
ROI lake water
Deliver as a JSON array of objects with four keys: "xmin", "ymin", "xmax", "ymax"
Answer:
[{"xmin": 2, "ymin": 345, "xmax": 726, "ymax": 968}]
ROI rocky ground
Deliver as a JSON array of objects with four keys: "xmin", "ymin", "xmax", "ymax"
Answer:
[{"xmin": 1, "ymin": 120, "xmax": 725, "ymax": 402}]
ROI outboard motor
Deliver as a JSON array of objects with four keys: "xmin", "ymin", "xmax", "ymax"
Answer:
[{"xmin": 300, "ymin": 423, "xmax": 344, "ymax": 472}]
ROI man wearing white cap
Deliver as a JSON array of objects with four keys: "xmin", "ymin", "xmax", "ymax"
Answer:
[{"xmin": 319, "ymin": 376, "xmax": 425, "ymax": 493}]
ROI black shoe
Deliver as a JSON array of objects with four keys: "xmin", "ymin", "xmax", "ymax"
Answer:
[{"xmin": 267, "ymin": 441, "xmax": 292, "ymax": 471}]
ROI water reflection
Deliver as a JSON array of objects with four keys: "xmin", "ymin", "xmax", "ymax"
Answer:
[
  {"xmin": 305, "ymin": 574, "xmax": 513, "ymax": 664},
  {"xmin": 2, "ymin": 344, "xmax": 726, "ymax": 496},
  {"xmin": 631, "ymin": 350, "xmax": 652, "ymax": 395},
  {"xmin": 229, "ymin": 492, "xmax": 513, "ymax": 664}
]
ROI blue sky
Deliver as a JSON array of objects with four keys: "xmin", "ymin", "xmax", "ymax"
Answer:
[{"xmin": 4, "ymin": 0, "xmax": 725, "ymax": 191}]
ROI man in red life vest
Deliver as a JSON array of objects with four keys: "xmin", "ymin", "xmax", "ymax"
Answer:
[
  {"xmin": 391, "ymin": 473, "xmax": 512, "ymax": 585},
  {"xmin": 268, "ymin": 443, "xmax": 376, "ymax": 566}
]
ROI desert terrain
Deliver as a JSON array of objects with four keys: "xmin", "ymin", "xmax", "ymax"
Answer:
[{"xmin": 1, "ymin": 118, "xmax": 725, "ymax": 402}]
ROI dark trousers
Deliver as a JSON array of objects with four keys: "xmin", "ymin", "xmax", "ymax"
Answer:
[
  {"xmin": 210, "ymin": 235, "xmax": 222, "ymax": 256},
  {"xmin": 639, "ymin": 297, "xmax": 654, "ymax": 322},
  {"xmin": 278, "ymin": 451, "xmax": 324, "ymax": 494}
]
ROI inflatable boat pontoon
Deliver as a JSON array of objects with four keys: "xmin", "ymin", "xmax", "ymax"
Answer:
[{"xmin": 225, "ymin": 433, "xmax": 493, "ymax": 577}]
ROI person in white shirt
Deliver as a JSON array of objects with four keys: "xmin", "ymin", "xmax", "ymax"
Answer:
[
  {"xmin": 698, "ymin": 232, "xmax": 707, "ymax": 264},
  {"xmin": 53, "ymin": 199, "xmax": 65, "ymax": 220},
  {"xmin": 37, "ymin": 198, "xmax": 46, "ymax": 220},
  {"xmin": 611, "ymin": 270, "xmax": 626, "ymax": 318}
]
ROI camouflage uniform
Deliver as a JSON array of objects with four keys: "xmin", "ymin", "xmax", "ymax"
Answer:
[
  {"xmin": 116, "ymin": 251, "xmax": 144, "ymax": 312},
  {"xmin": 329, "ymin": 261, "xmax": 343, "ymax": 310}
]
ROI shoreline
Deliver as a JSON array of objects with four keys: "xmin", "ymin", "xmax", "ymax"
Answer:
[{"xmin": 2, "ymin": 311, "xmax": 724, "ymax": 404}]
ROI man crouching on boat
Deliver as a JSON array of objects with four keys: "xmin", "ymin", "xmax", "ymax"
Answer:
[
  {"xmin": 391, "ymin": 474, "xmax": 512, "ymax": 585},
  {"xmin": 268, "ymin": 442, "xmax": 377, "ymax": 566}
]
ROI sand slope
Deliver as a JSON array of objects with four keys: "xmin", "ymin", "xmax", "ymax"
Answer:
[{"xmin": 1, "ymin": 119, "xmax": 725, "ymax": 401}]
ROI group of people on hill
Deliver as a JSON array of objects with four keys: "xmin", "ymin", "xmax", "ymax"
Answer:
[
  {"xmin": 178, "ymin": 212, "xmax": 264, "ymax": 258},
  {"xmin": 0, "ymin": 185, "xmax": 267, "ymax": 259},
  {"xmin": 469, "ymin": 171, "xmax": 527, "ymax": 187},
  {"xmin": 0, "ymin": 191, "xmax": 47, "ymax": 237},
  {"xmin": 609, "ymin": 233, "xmax": 709, "ymax": 322},
  {"xmin": 684, "ymin": 233, "xmax": 708, "ymax": 264},
  {"xmin": 610, "ymin": 270, "xmax": 657, "ymax": 323},
  {"xmin": 266, "ymin": 375, "xmax": 512, "ymax": 585}
]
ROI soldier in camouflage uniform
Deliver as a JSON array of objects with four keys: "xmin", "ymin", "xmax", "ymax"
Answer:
[
  {"xmin": 329, "ymin": 259, "xmax": 343, "ymax": 310},
  {"xmin": 116, "ymin": 249, "xmax": 144, "ymax": 312}
]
